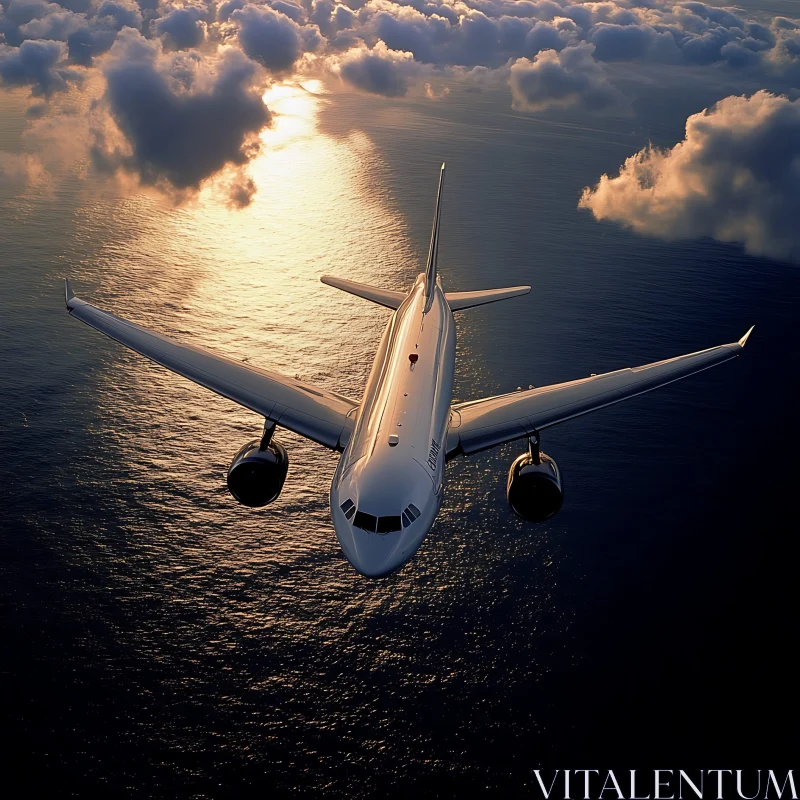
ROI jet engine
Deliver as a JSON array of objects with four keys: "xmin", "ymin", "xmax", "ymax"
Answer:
[
  {"xmin": 227, "ymin": 429, "xmax": 289, "ymax": 508},
  {"xmin": 506, "ymin": 437, "xmax": 563, "ymax": 522}
]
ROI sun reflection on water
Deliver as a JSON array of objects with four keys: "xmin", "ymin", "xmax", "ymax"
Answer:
[
  {"xmin": 79, "ymin": 81, "xmax": 441, "ymax": 602},
  {"xmin": 2, "ymin": 79, "xmax": 574, "ymax": 791},
  {"xmin": 67, "ymin": 80, "xmax": 561, "ymax": 614}
]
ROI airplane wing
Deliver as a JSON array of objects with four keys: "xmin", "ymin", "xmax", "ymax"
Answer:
[
  {"xmin": 447, "ymin": 328, "xmax": 754, "ymax": 457},
  {"xmin": 65, "ymin": 281, "xmax": 358, "ymax": 450}
]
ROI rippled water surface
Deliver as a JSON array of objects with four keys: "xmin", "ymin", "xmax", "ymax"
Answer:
[{"xmin": 2, "ymin": 81, "xmax": 798, "ymax": 796}]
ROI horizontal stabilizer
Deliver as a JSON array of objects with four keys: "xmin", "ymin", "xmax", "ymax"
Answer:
[
  {"xmin": 446, "ymin": 286, "xmax": 531, "ymax": 311},
  {"xmin": 320, "ymin": 275, "xmax": 406, "ymax": 310}
]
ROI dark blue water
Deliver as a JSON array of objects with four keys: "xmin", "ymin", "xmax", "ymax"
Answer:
[{"xmin": 1, "ymin": 82, "xmax": 798, "ymax": 797}]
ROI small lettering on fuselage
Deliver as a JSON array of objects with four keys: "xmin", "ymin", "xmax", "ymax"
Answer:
[{"xmin": 427, "ymin": 438, "xmax": 441, "ymax": 470}]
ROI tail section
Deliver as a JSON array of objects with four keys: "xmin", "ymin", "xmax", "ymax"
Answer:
[
  {"xmin": 322, "ymin": 165, "xmax": 531, "ymax": 315},
  {"xmin": 446, "ymin": 286, "xmax": 531, "ymax": 311},
  {"xmin": 320, "ymin": 275, "xmax": 405, "ymax": 309},
  {"xmin": 424, "ymin": 163, "xmax": 446, "ymax": 309}
]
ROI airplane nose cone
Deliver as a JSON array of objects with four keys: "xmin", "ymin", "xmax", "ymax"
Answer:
[
  {"xmin": 331, "ymin": 505, "xmax": 434, "ymax": 578},
  {"xmin": 348, "ymin": 531, "xmax": 407, "ymax": 578},
  {"xmin": 332, "ymin": 459, "xmax": 439, "ymax": 577}
]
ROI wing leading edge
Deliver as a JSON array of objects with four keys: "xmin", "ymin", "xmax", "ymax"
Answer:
[
  {"xmin": 446, "ymin": 286, "xmax": 531, "ymax": 311},
  {"xmin": 65, "ymin": 281, "xmax": 358, "ymax": 450},
  {"xmin": 448, "ymin": 328, "xmax": 754, "ymax": 457},
  {"xmin": 320, "ymin": 275, "xmax": 406, "ymax": 309}
]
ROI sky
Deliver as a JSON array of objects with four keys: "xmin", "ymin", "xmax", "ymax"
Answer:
[{"xmin": 1, "ymin": 0, "xmax": 800, "ymax": 264}]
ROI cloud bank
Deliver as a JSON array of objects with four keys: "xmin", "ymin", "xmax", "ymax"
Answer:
[
  {"xmin": 1, "ymin": 0, "xmax": 800, "ymax": 212},
  {"xmin": 579, "ymin": 91, "xmax": 800, "ymax": 263},
  {"xmin": 3, "ymin": 1, "xmax": 799, "ymax": 102}
]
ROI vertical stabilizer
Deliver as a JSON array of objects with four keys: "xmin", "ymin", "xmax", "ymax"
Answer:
[{"xmin": 424, "ymin": 163, "xmax": 445, "ymax": 309}]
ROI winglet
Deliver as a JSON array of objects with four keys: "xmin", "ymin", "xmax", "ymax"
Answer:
[
  {"xmin": 65, "ymin": 278, "xmax": 75, "ymax": 310},
  {"xmin": 738, "ymin": 325, "xmax": 755, "ymax": 347}
]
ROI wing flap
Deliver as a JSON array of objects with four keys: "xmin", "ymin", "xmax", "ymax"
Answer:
[
  {"xmin": 448, "ymin": 333, "xmax": 752, "ymax": 456},
  {"xmin": 66, "ymin": 286, "xmax": 357, "ymax": 450}
]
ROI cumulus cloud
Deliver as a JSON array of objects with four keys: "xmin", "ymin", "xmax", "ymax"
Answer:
[
  {"xmin": 17, "ymin": 7, "xmax": 87, "ymax": 40},
  {"xmin": 509, "ymin": 43, "xmax": 626, "ymax": 113},
  {"xmin": 336, "ymin": 41, "xmax": 421, "ymax": 96},
  {"xmin": 0, "ymin": 39, "xmax": 75, "ymax": 95},
  {"xmin": 3, "ymin": 0, "xmax": 800, "ymax": 210},
  {"xmin": 154, "ymin": 6, "xmax": 208, "ymax": 51},
  {"xmin": 0, "ymin": 0, "xmax": 142, "ymax": 66},
  {"xmin": 2, "ymin": 0, "xmax": 800, "ymax": 114},
  {"xmin": 66, "ymin": 25, "xmax": 117, "ymax": 66},
  {"xmin": 579, "ymin": 91, "xmax": 800, "ymax": 263},
  {"xmin": 90, "ymin": 30, "xmax": 270, "ymax": 202},
  {"xmin": 95, "ymin": 0, "xmax": 143, "ymax": 31},
  {"xmin": 229, "ymin": 4, "xmax": 320, "ymax": 72}
]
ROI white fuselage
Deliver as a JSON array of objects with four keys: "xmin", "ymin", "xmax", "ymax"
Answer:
[{"xmin": 330, "ymin": 275, "xmax": 455, "ymax": 576}]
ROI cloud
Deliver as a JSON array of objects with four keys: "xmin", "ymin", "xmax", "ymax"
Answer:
[
  {"xmin": 0, "ymin": 151, "xmax": 48, "ymax": 190},
  {"xmin": 579, "ymin": 91, "xmax": 800, "ymax": 263},
  {"xmin": 0, "ymin": 38, "xmax": 74, "ymax": 95},
  {"xmin": 3, "ymin": 0, "xmax": 800, "ymax": 214},
  {"xmin": 54, "ymin": 0, "xmax": 93, "ymax": 11},
  {"xmin": 1, "ymin": 0, "xmax": 799, "ymax": 113},
  {"xmin": 523, "ymin": 19, "xmax": 577, "ymax": 56},
  {"xmin": 336, "ymin": 41, "xmax": 421, "ymax": 96},
  {"xmin": 3, "ymin": 2, "xmax": 130, "ymax": 66},
  {"xmin": 66, "ymin": 25, "xmax": 118, "ymax": 66},
  {"xmin": 509, "ymin": 43, "xmax": 626, "ymax": 113},
  {"xmin": 588, "ymin": 22, "xmax": 681, "ymax": 63},
  {"xmin": 227, "ymin": 173, "xmax": 257, "ymax": 207},
  {"xmin": 17, "ymin": 8, "xmax": 87, "ymax": 40},
  {"xmin": 90, "ymin": 30, "xmax": 270, "ymax": 202},
  {"xmin": 271, "ymin": 1, "xmax": 306, "ymax": 24},
  {"xmin": 216, "ymin": 0, "xmax": 246, "ymax": 24},
  {"xmin": 154, "ymin": 6, "xmax": 208, "ymax": 50},
  {"xmin": 229, "ymin": 4, "xmax": 320, "ymax": 72},
  {"xmin": 95, "ymin": 0, "xmax": 143, "ymax": 31}
]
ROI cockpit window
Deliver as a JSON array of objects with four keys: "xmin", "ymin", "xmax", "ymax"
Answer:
[
  {"xmin": 349, "ymin": 507, "xmax": 408, "ymax": 533},
  {"xmin": 377, "ymin": 515, "xmax": 402, "ymax": 533},
  {"xmin": 405, "ymin": 504, "xmax": 421, "ymax": 520},
  {"xmin": 340, "ymin": 498, "xmax": 356, "ymax": 519},
  {"xmin": 353, "ymin": 511, "xmax": 377, "ymax": 532}
]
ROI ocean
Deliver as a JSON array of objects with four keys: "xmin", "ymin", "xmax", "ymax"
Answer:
[{"xmin": 1, "ymin": 77, "xmax": 797, "ymax": 796}]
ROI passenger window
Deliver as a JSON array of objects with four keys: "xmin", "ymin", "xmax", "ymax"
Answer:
[{"xmin": 353, "ymin": 511, "xmax": 377, "ymax": 532}]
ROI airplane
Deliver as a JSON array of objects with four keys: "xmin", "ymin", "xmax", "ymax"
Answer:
[{"xmin": 65, "ymin": 163, "xmax": 754, "ymax": 578}]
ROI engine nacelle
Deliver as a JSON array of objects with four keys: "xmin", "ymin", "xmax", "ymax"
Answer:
[
  {"xmin": 227, "ymin": 438, "xmax": 289, "ymax": 508},
  {"xmin": 507, "ymin": 450, "xmax": 563, "ymax": 522}
]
